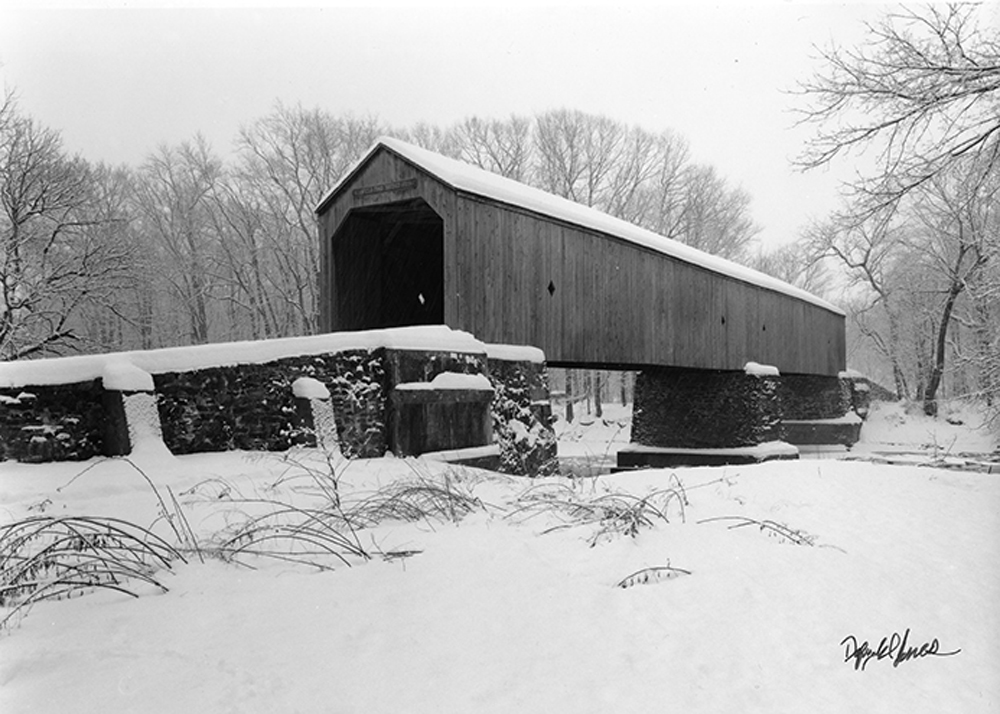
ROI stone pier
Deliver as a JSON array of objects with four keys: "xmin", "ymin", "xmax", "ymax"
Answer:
[{"xmin": 618, "ymin": 362, "xmax": 796, "ymax": 469}]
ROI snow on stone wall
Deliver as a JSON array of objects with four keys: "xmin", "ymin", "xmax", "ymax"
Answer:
[
  {"xmin": 0, "ymin": 326, "xmax": 488, "ymax": 388},
  {"xmin": 0, "ymin": 328, "xmax": 556, "ymax": 473},
  {"xmin": 122, "ymin": 391, "xmax": 170, "ymax": 457},
  {"xmin": 310, "ymin": 396, "xmax": 341, "ymax": 455}
]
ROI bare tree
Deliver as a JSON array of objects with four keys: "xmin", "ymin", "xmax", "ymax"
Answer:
[
  {"xmin": 806, "ymin": 212, "xmax": 913, "ymax": 398},
  {"xmin": 597, "ymin": 125, "xmax": 664, "ymax": 224},
  {"xmin": 235, "ymin": 103, "xmax": 385, "ymax": 335},
  {"xmin": 631, "ymin": 130, "xmax": 692, "ymax": 237},
  {"xmin": 450, "ymin": 115, "xmax": 533, "ymax": 181},
  {"xmin": 0, "ymin": 94, "xmax": 132, "ymax": 359},
  {"xmin": 531, "ymin": 109, "xmax": 758, "ymax": 258},
  {"xmin": 132, "ymin": 137, "xmax": 223, "ymax": 345},
  {"xmin": 795, "ymin": 3, "xmax": 1000, "ymax": 214},
  {"xmin": 796, "ymin": 4, "xmax": 1000, "ymax": 416},
  {"xmin": 672, "ymin": 164, "xmax": 760, "ymax": 261},
  {"xmin": 533, "ymin": 109, "xmax": 631, "ymax": 210},
  {"xmin": 74, "ymin": 163, "xmax": 149, "ymax": 352},
  {"xmin": 398, "ymin": 121, "xmax": 461, "ymax": 158},
  {"xmin": 207, "ymin": 176, "xmax": 282, "ymax": 341},
  {"xmin": 906, "ymin": 156, "xmax": 997, "ymax": 414},
  {"xmin": 955, "ymin": 255, "xmax": 1000, "ymax": 409},
  {"xmin": 750, "ymin": 238, "xmax": 831, "ymax": 296},
  {"xmin": 810, "ymin": 153, "xmax": 998, "ymax": 414}
]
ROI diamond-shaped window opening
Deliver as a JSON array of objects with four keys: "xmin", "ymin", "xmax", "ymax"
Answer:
[{"xmin": 547, "ymin": 281, "xmax": 556, "ymax": 296}]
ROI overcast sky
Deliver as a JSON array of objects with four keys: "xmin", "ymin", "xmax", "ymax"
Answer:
[{"xmin": 0, "ymin": 2, "xmax": 925, "ymax": 249}]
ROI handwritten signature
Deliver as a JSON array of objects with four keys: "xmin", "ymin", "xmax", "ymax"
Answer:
[{"xmin": 841, "ymin": 628, "xmax": 960, "ymax": 671}]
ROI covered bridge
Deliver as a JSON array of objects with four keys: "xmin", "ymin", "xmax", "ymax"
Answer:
[{"xmin": 316, "ymin": 137, "xmax": 845, "ymax": 378}]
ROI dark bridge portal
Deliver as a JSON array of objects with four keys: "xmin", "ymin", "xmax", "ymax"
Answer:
[{"xmin": 332, "ymin": 198, "xmax": 444, "ymax": 330}]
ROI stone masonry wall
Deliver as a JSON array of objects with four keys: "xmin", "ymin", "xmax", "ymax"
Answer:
[
  {"xmin": 0, "ymin": 341, "xmax": 557, "ymax": 474},
  {"xmin": 778, "ymin": 374, "xmax": 852, "ymax": 421},
  {"xmin": 632, "ymin": 367, "xmax": 784, "ymax": 449},
  {"xmin": 850, "ymin": 376, "xmax": 896, "ymax": 406},
  {"xmin": 0, "ymin": 381, "xmax": 106, "ymax": 462},
  {"xmin": 488, "ymin": 357, "xmax": 558, "ymax": 476},
  {"xmin": 155, "ymin": 349, "xmax": 389, "ymax": 458}
]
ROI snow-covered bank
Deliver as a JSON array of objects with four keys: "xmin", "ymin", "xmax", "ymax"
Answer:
[
  {"xmin": 1, "ymin": 440, "xmax": 997, "ymax": 713},
  {"xmin": 855, "ymin": 399, "xmax": 997, "ymax": 456}
]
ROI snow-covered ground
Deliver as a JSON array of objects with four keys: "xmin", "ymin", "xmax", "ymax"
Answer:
[
  {"xmin": 553, "ymin": 402, "xmax": 633, "ymax": 477},
  {"xmin": 854, "ymin": 399, "xmax": 997, "ymax": 458},
  {"xmin": 1, "ymin": 400, "xmax": 997, "ymax": 713}
]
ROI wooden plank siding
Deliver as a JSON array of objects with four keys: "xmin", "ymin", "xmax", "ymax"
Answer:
[{"xmin": 318, "ymin": 145, "xmax": 846, "ymax": 376}]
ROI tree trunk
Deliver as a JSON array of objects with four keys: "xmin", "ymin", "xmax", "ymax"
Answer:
[
  {"xmin": 973, "ymin": 299, "xmax": 996, "ymax": 406},
  {"xmin": 565, "ymin": 369, "xmax": 574, "ymax": 423},
  {"xmin": 922, "ymin": 283, "xmax": 964, "ymax": 416},
  {"xmin": 887, "ymin": 310, "xmax": 909, "ymax": 400},
  {"xmin": 892, "ymin": 364, "xmax": 909, "ymax": 402}
]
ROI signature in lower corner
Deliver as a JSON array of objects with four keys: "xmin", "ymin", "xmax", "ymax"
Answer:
[{"xmin": 841, "ymin": 628, "xmax": 961, "ymax": 671}]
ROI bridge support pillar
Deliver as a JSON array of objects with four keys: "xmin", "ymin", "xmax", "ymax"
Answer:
[
  {"xmin": 778, "ymin": 373, "xmax": 862, "ymax": 449},
  {"xmin": 617, "ymin": 364, "xmax": 797, "ymax": 469}
]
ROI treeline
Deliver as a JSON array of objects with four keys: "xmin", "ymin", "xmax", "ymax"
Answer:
[{"xmin": 1, "ymin": 95, "xmax": 799, "ymax": 360}]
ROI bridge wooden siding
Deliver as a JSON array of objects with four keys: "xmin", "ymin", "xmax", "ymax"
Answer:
[{"xmin": 317, "ymin": 138, "xmax": 845, "ymax": 376}]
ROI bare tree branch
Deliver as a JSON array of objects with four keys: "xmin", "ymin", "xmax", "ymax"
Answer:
[{"xmin": 794, "ymin": 3, "xmax": 1000, "ymax": 216}]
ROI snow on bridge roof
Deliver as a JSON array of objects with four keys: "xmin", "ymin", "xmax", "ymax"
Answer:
[{"xmin": 318, "ymin": 136, "xmax": 843, "ymax": 316}]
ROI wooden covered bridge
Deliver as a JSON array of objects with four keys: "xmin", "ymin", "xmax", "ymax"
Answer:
[{"xmin": 316, "ymin": 138, "xmax": 857, "ymax": 464}]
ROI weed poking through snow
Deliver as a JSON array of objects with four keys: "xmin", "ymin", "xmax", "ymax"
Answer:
[
  {"xmin": 696, "ymin": 515, "xmax": 818, "ymax": 546},
  {"xmin": 206, "ymin": 501, "xmax": 371, "ymax": 570},
  {"xmin": 615, "ymin": 562, "xmax": 692, "ymax": 588},
  {"xmin": 0, "ymin": 516, "xmax": 184, "ymax": 632},
  {"xmin": 346, "ymin": 478, "xmax": 485, "ymax": 529},
  {"xmin": 507, "ymin": 477, "xmax": 688, "ymax": 547}
]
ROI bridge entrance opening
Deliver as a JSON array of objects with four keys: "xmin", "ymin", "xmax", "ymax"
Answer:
[{"xmin": 331, "ymin": 198, "xmax": 444, "ymax": 330}]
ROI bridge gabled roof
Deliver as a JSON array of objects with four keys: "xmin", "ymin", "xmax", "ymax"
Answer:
[{"xmin": 317, "ymin": 136, "xmax": 842, "ymax": 315}]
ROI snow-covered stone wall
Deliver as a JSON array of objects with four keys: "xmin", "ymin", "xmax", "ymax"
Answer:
[
  {"xmin": 487, "ymin": 355, "xmax": 557, "ymax": 477},
  {"xmin": 0, "ymin": 327, "xmax": 557, "ymax": 475},
  {"xmin": 153, "ymin": 349, "xmax": 389, "ymax": 457}
]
